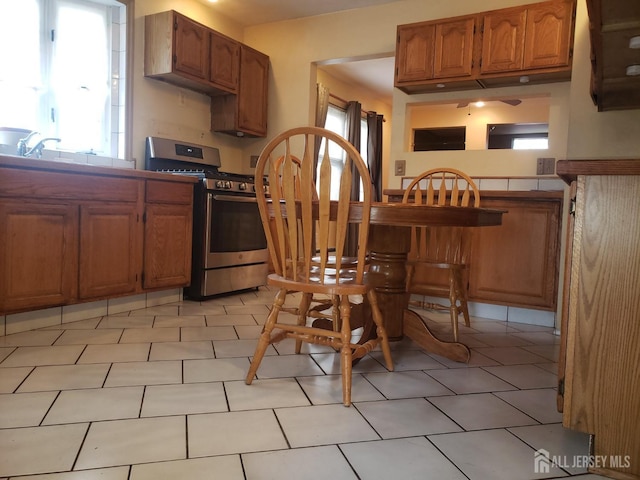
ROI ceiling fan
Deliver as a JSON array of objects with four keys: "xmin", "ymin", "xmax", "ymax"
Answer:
[{"xmin": 457, "ymin": 99, "xmax": 522, "ymax": 108}]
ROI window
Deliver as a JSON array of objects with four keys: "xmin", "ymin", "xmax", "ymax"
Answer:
[
  {"xmin": 0, "ymin": 0, "xmax": 128, "ymax": 157},
  {"xmin": 487, "ymin": 123, "xmax": 549, "ymax": 150},
  {"xmin": 413, "ymin": 127, "xmax": 466, "ymax": 151},
  {"xmin": 322, "ymin": 104, "xmax": 368, "ymax": 200}
]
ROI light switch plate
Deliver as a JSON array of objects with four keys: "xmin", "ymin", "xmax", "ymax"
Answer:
[
  {"xmin": 250, "ymin": 155, "xmax": 259, "ymax": 168},
  {"xmin": 395, "ymin": 160, "xmax": 406, "ymax": 176},
  {"xmin": 536, "ymin": 157, "xmax": 555, "ymax": 175}
]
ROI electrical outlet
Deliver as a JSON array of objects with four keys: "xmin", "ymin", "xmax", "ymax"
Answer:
[
  {"xmin": 536, "ymin": 157, "xmax": 555, "ymax": 175},
  {"xmin": 395, "ymin": 160, "xmax": 406, "ymax": 176},
  {"xmin": 250, "ymin": 155, "xmax": 259, "ymax": 168}
]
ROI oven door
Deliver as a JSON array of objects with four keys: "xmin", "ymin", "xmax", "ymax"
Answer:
[{"xmin": 204, "ymin": 192, "xmax": 268, "ymax": 269}]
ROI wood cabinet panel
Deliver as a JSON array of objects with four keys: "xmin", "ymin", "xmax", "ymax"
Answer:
[
  {"xmin": 143, "ymin": 204, "xmax": 193, "ymax": 289},
  {"xmin": 469, "ymin": 197, "xmax": 561, "ymax": 309},
  {"xmin": 395, "ymin": 23, "xmax": 435, "ymax": 83},
  {"xmin": 523, "ymin": 0, "xmax": 574, "ymax": 69},
  {"xmin": 146, "ymin": 180, "xmax": 193, "ymax": 205},
  {"xmin": 173, "ymin": 12, "xmax": 209, "ymax": 81},
  {"xmin": 0, "ymin": 201, "xmax": 78, "ymax": 312},
  {"xmin": 434, "ymin": 17, "xmax": 476, "ymax": 78},
  {"xmin": 79, "ymin": 204, "xmax": 140, "ymax": 299},
  {"xmin": 559, "ymin": 166, "xmax": 640, "ymax": 478},
  {"xmin": 210, "ymin": 31, "xmax": 239, "ymax": 93},
  {"xmin": 481, "ymin": 8, "xmax": 527, "ymax": 74}
]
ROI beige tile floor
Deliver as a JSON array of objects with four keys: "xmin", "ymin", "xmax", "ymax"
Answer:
[{"xmin": 0, "ymin": 287, "xmax": 611, "ymax": 480}]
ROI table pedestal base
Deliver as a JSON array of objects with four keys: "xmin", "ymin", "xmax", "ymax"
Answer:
[{"xmin": 402, "ymin": 309, "xmax": 470, "ymax": 362}]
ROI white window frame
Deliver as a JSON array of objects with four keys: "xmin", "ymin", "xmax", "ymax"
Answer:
[{"xmin": 0, "ymin": 0, "xmax": 130, "ymax": 158}]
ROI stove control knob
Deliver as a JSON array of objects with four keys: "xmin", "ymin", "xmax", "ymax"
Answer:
[
  {"xmin": 215, "ymin": 180, "xmax": 224, "ymax": 189},
  {"xmin": 224, "ymin": 181, "xmax": 232, "ymax": 189},
  {"xmin": 238, "ymin": 182, "xmax": 247, "ymax": 191}
]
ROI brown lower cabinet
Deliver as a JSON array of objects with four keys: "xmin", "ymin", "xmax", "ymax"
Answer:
[
  {"xmin": 0, "ymin": 158, "xmax": 195, "ymax": 316},
  {"xmin": 385, "ymin": 189, "xmax": 563, "ymax": 310},
  {"xmin": 556, "ymin": 160, "xmax": 640, "ymax": 479}
]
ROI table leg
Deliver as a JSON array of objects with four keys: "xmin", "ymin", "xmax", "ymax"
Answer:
[
  {"xmin": 367, "ymin": 224, "xmax": 470, "ymax": 363},
  {"xmin": 403, "ymin": 309, "xmax": 470, "ymax": 362}
]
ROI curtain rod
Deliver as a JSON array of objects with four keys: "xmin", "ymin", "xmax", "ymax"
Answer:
[{"xmin": 329, "ymin": 93, "xmax": 386, "ymax": 121}]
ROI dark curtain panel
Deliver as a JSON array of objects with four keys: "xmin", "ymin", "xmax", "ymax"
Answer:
[
  {"xmin": 345, "ymin": 101, "xmax": 362, "ymax": 257},
  {"xmin": 314, "ymin": 83, "xmax": 330, "ymax": 181},
  {"xmin": 367, "ymin": 112, "xmax": 384, "ymax": 202}
]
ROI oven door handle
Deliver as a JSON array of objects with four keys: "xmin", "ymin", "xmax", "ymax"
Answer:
[{"xmin": 211, "ymin": 194, "xmax": 258, "ymax": 203}]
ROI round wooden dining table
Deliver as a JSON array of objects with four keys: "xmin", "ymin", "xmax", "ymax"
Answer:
[
  {"xmin": 268, "ymin": 200, "xmax": 504, "ymax": 362},
  {"xmin": 349, "ymin": 202, "xmax": 504, "ymax": 363}
]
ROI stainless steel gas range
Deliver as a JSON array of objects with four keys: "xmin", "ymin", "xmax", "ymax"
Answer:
[{"xmin": 145, "ymin": 136, "xmax": 268, "ymax": 298}]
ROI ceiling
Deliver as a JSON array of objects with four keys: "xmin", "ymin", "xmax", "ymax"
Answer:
[{"xmin": 201, "ymin": 0, "xmax": 404, "ymax": 27}]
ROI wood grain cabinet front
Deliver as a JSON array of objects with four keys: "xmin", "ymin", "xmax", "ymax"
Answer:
[
  {"xmin": 0, "ymin": 160, "xmax": 195, "ymax": 316},
  {"xmin": 78, "ymin": 203, "xmax": 141, "ymax": 299},
  {"xmin": 395, "ymin": 0, "xmax": 576, "ymax": 93},
  {"xmin": 143, "ymin": 180, "xmax": 193, "ymax": 290},
  {"xmin": 0, "ymin": 201, "xmax": 78, "ymax": 313},
  {"xmin": 395, "ymin": 15, "xmax": 476, "ymax": 87},
  {"xmin": 481, "ymin": 0, "xmax": 574, "ymax": 75},
  {"xmin": 144, "ymin": 10, "xmax": 239, "ymax": 95},
  {"xmin": 556, "ymin": 160, "xmax": 640, "ymax": 479}
]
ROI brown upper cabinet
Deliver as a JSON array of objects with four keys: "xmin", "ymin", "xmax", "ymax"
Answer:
[
  {"xmin": 396, "ymin": 16, "xmax": 476, "ymax": 83},
  {"xmin": 211, "ymin": 44, "xmax": 270, "ymax": 138},
  {"xmin": 395, "ymin": 0, "xmax": 576, "ymax": 94},
  {"xmin": 145, "ymin": 10, "xmax": 269, "ymax": 137},
  {"xmin": 144, "ymin": 10, "xmax": 239, "ymax": 95}
]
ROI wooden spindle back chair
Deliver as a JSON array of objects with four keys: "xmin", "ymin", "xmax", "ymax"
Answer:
[
  {"xmin": 246, "ymin": 126, "xmax": 393, "ymax": 406},
  {"xmin": 402, "ymin": 168, "xmax": 480, "ymax": 341}
]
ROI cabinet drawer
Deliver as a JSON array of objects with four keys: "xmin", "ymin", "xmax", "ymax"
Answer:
[
  {"xmin": 146, "ymin": 180, "xmax": 194, "ymax": 205},
  {"xmin": 0, "ymin": 167, "xmax": 140, "ymax": 203}
]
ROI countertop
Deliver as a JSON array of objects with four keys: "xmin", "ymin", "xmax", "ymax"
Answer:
[{"xmin": 0, "ymin": 154, "xmax": 198, "ymax": 184}]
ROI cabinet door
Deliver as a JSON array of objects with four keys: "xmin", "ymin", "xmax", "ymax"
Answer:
[
  {"xmin": 395, "ymin": 23, "xmax": 435, "ymax": 83},
  {"xmin": 434, "ymin": 17, "xmax": 476, "ymax": 78},
  {"xmin": 523, "ymin": 0, "xmax": 574, "ymax": 69},
  {"xmin": 173, "ymin": 12, "xmax": 209, "ymax": 81},
  {"xmin": 143, "ymin": 204, "xmax": 193, "ymax": 289},
  {"xmin": 210, "ymin": 31, "xmax": 239, "ymax": 93},
  {"xmin": 481, "ymin": 8, "xmax": 527, "ymax": 73},
  {"xmin": 0, "ymin": 201, "xmax": 78, "ymax": 313},
  {"xmin": 237, "ymin": 45, "xmax": 269, "ymax": 136},
  {"xmin": 79, "ymin": 204, "xmax": 140, "ymax": 299},
  {"xmin": 562, "ymin": 175, "xmax": 640, "ymax": 474},
  {"xmin": 469, "ymin": 197, "xmax": 561, "ymax": 309}
]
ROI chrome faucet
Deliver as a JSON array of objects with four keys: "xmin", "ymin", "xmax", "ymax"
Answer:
[
  {"xmin": 16, "ymin": 131, "xmax": 39, "ymax": 156},
  {"xmin": 25, "ymin": 137, "xmax": 61, "ymax": 158}
]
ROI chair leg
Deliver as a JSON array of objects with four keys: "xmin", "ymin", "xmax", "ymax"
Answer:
[
  {"xmin": 366, "ymin": 289, "xmax": 394, "ymax": 372},
  {"xmin": 338, "ymin": 295, "xmax": 353, "ymax": 406},
  {"xmin": 455, "ymin": 269, "xmax": 471, "ymax": 327},
  {"xmin": 448, "ymin": 270, "xmax": 460, "ymax": 342},
  {"xmin": 246, "ymin": 288, "xmax": 286, "ymax": 384},
  {"xmin": 295, "ymin": 293, "xmax": 313, "ymax": 354}
]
